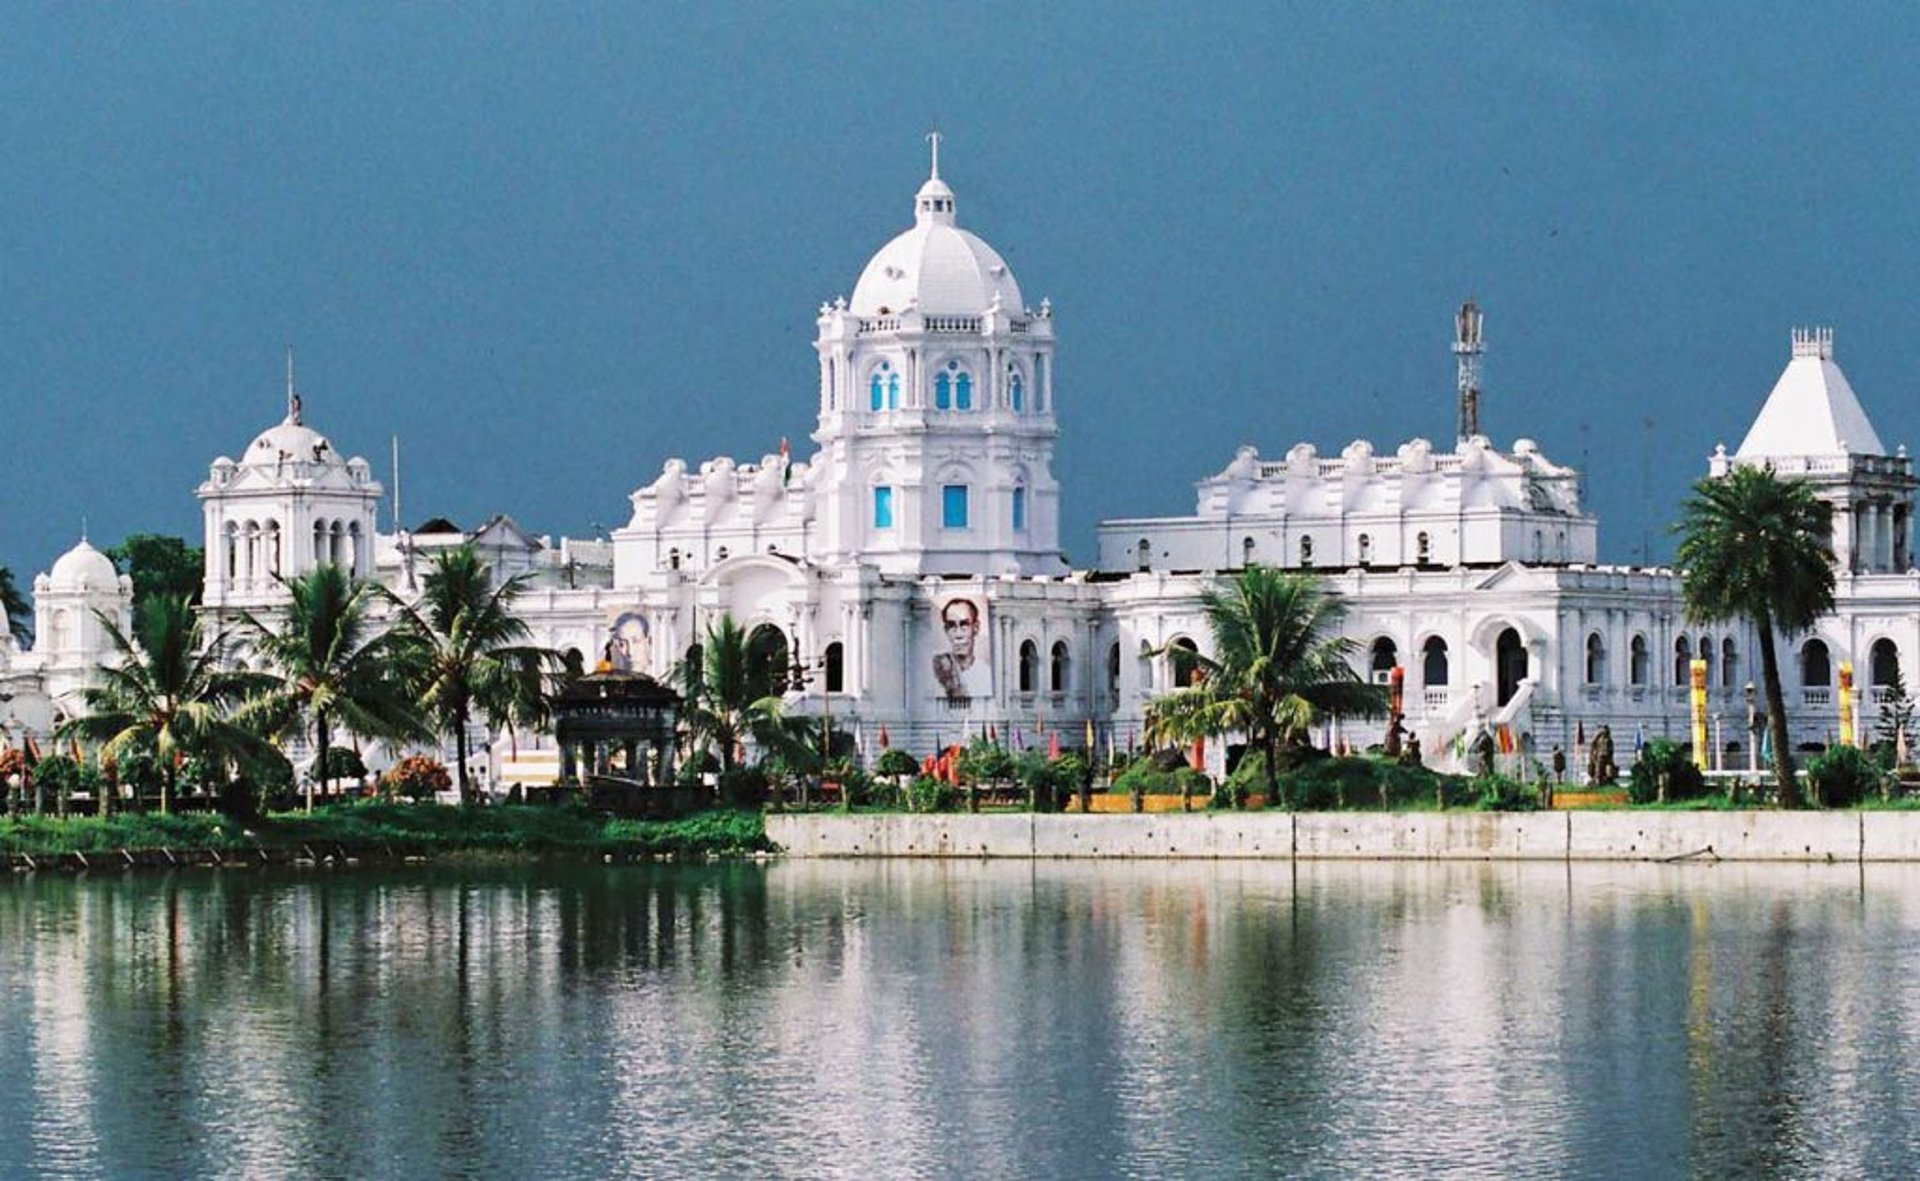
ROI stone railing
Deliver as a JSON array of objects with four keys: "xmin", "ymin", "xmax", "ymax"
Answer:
[{"xmin": 924, "ymin": 316, "xmax": 981, "ymax": 333}]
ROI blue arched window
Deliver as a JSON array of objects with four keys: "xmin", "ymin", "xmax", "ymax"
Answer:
[
  {"xmin": 870, "ymin": 362, "xmax": 899, "ymax": 411},
  {"xmin": 1009, "ymin": 369, "xmax": 1024, "ymax": 412},
  {"xmin": 1012, "ymin": 486, "xmax": 1027, "ymax": 531},
  {"xmin": 934, "ymin": 371, "xmax": 951, "ymax": 410},
  {"xmin": 955, "ymin": 371, "xmax": 973, "ymax": 410}
]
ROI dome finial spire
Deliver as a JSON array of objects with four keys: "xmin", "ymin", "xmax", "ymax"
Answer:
[
  {"xmin": 926, "ymin": 128, "xmax": 942, "ymax": 180},
  {"xmin": 285, "ymin": 345, "xmax": 303, "ymax": 425}
]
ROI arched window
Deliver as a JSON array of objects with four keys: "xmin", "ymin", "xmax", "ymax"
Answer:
[
  {"xmin": 1698, "ymin": 635, "xmax": 1714, "ymax": 687},
  {"xmin": 1416, "ymin": 532, "xmax": 1432, "ymax": 565},
  {"xmin": 934, "ymin": 370, "xmax": 951, "ymax": 410},
  {"xmin": 684, "ymin": 643, "xmax": 704, "ymax": 690},
  {"xmin": 1009, "ymin": 368, "xmax": 1024, "ymax": 412},
  {"xmin": 746, "ymin": 625, "xmax": 791, "ymax": 696},
  {"xmin": 1242, "ymin": 536, "xmax": 1256, "ymax": 567},
  {"xmin": 1357, "ymin": 534, "xmax": 1372, "ymax": 567},
  {"xmin": 955, "ymin": 370, "xmax": 973, "ymax": 410},
  {"xmin": 1136, "ymin": 539, "xmax": 1150, "ymax": 572},
  {"xmin": 1871, "ymin": 638, "xmax": 1900, "ymax": 688},
  {"xmin": 266, "ymin": 520, "xmax": 282, "ymax": 576},
  {"xmin": 1019, "ymin": 640, "xmax": 1038, "ymax": 694},
  {"xmin": 824, "ymin": 641, "xmax": 845, "ymax": 693},
  {"xmin": 1138, "ymin": 639, "xmax": 1155, "ymax": 692},
  {"xmin": 1422, "ymin": 636, "xmax": 1449, "ymax": 686},
  {"xmin": 1012, "ymin": 486, "xmax": 1027, "ymax": 531},
  {"xmin": 873, "ymin": 486, "xmax": 895, "ymax": 530},
  {"xmin": 1630, "ymin": 635, "xmax": 1649, "ymax": 686},
  {"xmin": 1106, "ymin": 642, "xmax": 1121, "ymax": 701},
  {"xmin": 869, "ymin": 362, "xmax": 899, "ymax": 411},
  {"xmin": 1721, "ymin": 638, "xmax": 1737, "ymax": 689},
  {"xmin": 1168, "ymin": 637, "xmax": 1201, "ymax": 687},
  {"xmin": 1496, "ymin": 627, "xmax": 1528, "ymax": 707},
  {"xmin": 668, "ymin": 547, "xmax": 681, "ymax": 570},
  {"xmin": 312, "ymin": 519, "xmax": 328, "ymax": 565},
  {"xmin": 1050, "ymin": 641, "xmax": 1070, "ymax": 693},
  {"xmin": 1369, "ymin": 637, "xmax": 1397, "ymax": 684},
  {"xmin": 1585, "ymin": 632, "xmax": 1606, "ymax": 685},
  {"xmin": 1801, "ymin": 638, "xmax": 1832, "ymax": 687},
  {"xmin": 1674, "ymin": 637, "xmax": 1692, "ymax": 687},
  {"xmin": 225, "ymin": 522, "xmax": 239, "ymax": 580},
  {"xmin": 563, "ymin": 648, "xmax": 586, "ymax": 679},
  {"xmin": 1035, "ymin": 355, "xmax": 1048, "ymax": 410},
  {"xmin": 1299, "ymin": 536, "xmax": 1314, "ymax": 568}
]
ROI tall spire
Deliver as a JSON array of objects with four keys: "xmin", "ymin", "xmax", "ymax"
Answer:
[
  {"xmin": 285, "ymin": 345, "xmax": 303, "ymax": 425},
  {"xmin": 1453, "ymin": 299, "xmax": 1485, "ymax": 446},
  {"xmin": 926, "ymin": 129, "xmax": 942, "ymax": 180}
]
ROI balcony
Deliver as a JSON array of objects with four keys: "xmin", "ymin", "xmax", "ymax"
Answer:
[{"xmin": 1802, "ymin": 687, "xmax": 1832, "ymax": 708}]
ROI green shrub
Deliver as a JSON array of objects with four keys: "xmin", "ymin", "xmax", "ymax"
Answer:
[
  {"xmin": 904, "ymin": 775, "xmax": 960, "ymax": 813},
  {"xmin": 959, "ymin": 741, "xmax": 1016, "ymax": 783},
  {"xmin": 1262, "ymin": 756, "xmax": 1465, "ymax": 810},
  {"xmin": 319, "ymin": 746, "xmax": 368, "ymax": 781},
  {"xmin": 716, "ymin": 766, "xmax": 768, "ymax": 809},
  {"xmin": 1627, "ymin": 739, "xmax": 1707, "ymax": 804},
  {"xmin": 1473, "ymin": 775, "xmax": 1542, "ymax": 812},
  {"xmin": 874, "ymin": 748, "xmax": 920, "ymax": 778},
  {"xmin": 1111, "ymin": 757, "xmax": 1208, "ymax": 799},
  {"xmin": 1807, "ymin": 745, "xmax": 1887, "ymax": 807}
]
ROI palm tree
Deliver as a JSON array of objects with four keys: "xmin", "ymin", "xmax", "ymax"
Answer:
[
  {"xmin": 1144, "ymin": 566, "xmax": 1385, "ymax": 807},
  {"xmin": 243, "ymin": 564, "xmax": 428, "ymax": 812},
  {"xmin": 55, "ymin": 594, "xmax": 274, "ymax": 814},
  {"xmin": 674, "ymin": 614, "xmax": 811, "ymax": 778},
  {"xmin": 1676, "ymin": 464, "xmax": 1834, "ymax": 807},
  {"xmin": 384, "ymin": 546, "xmax": 556, "ymax": 805},
  {"xmin": 0, "ymin": 567, "xmax": 30, "ymax": 644}
]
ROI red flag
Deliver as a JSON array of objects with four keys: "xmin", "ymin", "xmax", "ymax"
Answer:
[
  {"xmin": 878, "ymin": 725, "xmax": 890, "ymax": 750},
  {"xmin": 1048, "ymin": 732, "xmax": 1061, "ymax": 761}
]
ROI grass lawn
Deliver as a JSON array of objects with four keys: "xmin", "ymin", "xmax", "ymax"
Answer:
[{"xmin": 0, "ymin": 803, "xmax": 770, "ymax": 860}]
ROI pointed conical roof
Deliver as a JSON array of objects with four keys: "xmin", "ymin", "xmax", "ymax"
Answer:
[{"xmin": 1736, "ymin": 328, "xmax": 1886, "ymax": 459}]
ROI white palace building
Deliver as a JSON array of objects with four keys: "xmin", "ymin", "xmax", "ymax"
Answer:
[{"xmin": 3, "ymin": 143, "xmax": 1917, "ymax": 782}]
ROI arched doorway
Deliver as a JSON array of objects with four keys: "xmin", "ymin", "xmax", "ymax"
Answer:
[
  {"xmin": 746, "ymin": 624, "xmax": 791, "ymax": 697},
  {"xmin": 1496, "ymin": 628, "xmax": 1527, "ymax": 707}
]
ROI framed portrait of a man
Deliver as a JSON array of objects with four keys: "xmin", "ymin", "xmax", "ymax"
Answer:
[{"xmin": 932, "ymin": 595, "xmax": 991, "ymax": 702}]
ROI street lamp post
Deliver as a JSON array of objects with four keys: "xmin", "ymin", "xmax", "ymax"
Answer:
[{"xmin": 1745, "ymin": 681, "xmax": 1759, "ymax": 777}]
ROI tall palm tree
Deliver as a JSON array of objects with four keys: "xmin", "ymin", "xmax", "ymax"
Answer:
[
  {"xmin": 0, "ymin": 567, "xmax": 30, "ymax": 644},
  {"xmin": 673, "ymin": 614, "xmax": 810, "ymax": 776},
  {"xmin": 243, "ymin": 564, "xmax": 428, "ymax": 812},
  {"xmin": 55, "ymin": 594, "xmax": 274, "ymax": 814},
  {"xmin": 1676, "ymin": 464, "xmax": 1834, "ymax": 807},
  {"xmin": 1145, "ymin": 566, "xmax": 1385, "ymax": 807},
  {"xmin": 384, "ymin": 546, "xmax": 556, "ymax": 805}
]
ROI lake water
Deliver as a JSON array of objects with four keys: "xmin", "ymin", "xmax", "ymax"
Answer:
[{"xmin": 2, "ymin": 858, "xmax": 1918, "ymax": 1179}]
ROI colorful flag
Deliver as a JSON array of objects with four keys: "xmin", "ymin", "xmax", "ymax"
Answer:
[
  {"xmin": 878, "ymin": 724, "xmax": 890, "ymax": 750},
  {"xmin": 779, "ymin": 437, "xmax": 792, "ymax": 487}
]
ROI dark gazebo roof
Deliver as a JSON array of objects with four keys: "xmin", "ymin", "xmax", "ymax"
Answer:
[{"xmin": 549, "ymin": 671, "xmax": 681, "ymax": 744}]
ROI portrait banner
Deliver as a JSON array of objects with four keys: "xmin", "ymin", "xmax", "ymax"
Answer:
[
  {"xmin": 602, "ymin": 608, "xmax": 653, "ymax": 675},
  {"xmin": 931, "ymin": 594, "xmax": 992, "ymax": 703}
]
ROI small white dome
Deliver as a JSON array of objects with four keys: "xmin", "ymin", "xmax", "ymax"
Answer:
[
  {"xmin": 48, "ymin": 539, "xmax": 119, "ymax": 593},
  {"xmin": 849, "ymin": 166, "xmax": 1023, "ymax": 317}
]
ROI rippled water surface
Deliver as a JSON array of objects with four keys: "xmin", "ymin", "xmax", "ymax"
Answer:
[{"xmin": 3, "ymin": 859, "xmax": 1919, "ymax": 1178}]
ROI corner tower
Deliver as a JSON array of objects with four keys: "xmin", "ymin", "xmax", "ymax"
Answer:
[
  {"xmin": 197, "ymin": 356, "xmax": 383, "ymax": 612},
  {"xmin": 808, "ymin": 137, "xmax": 1062, "ymax": 576}
]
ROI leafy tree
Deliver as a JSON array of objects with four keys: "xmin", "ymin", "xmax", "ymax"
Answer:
[
  {"xmin": 243, "ymin": 564, "xmax": 427, "ymax": 811},
  {"xmin": 105, "ymin": 533, "xmax": 204, "ymax": 607},
  {"xmin": 0, "ymin": 566, "xmax": 30, "ymax": 644},
  {"xmin": 1676, "ymin": 465, "xmax": 1834, "ymax": 807},
  {"xmin": 54, "ymin": 594, "xmax": 275, "ymax": 813},
  {"xmin": 384, "ymin": 546, "xmax": 557, "ymax": 805},
  {"xmin": 1873, "ymin": 665, "xmax": 1916, "ymax": 763},
  {"xmin": 1143, "ymin": 565, "xmax": 1386, "ymax": 809},
  {"xmin": 672, "ymin": 613, "xmax": 811, "ymax": 779}
]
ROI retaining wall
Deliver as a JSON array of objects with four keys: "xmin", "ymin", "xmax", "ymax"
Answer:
[{"xmin": 766, "ymin": 810, "xmax": 1917, "ymax": 863}]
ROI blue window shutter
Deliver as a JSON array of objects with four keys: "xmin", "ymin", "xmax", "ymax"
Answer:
[
  {"xmin": 887, "ymin": 374, "xmax": 900, "ymax": 409},
  {"xmin": 1013, "ymin": 486, "xmax": 1026, "ymax": 530},
  {"xmin": 1010, "ymin": 373, "xmax": 1023, "ymax": 411},
  {"xmin": 956, "ymin": 372, "xmax": 972, "ymax": 410},
  {"xmin": 873, "ymin": 486, "xmax": 894, "ymax": 529},
  {"xmin": 934, "ymin": 373, "xmax": 950, "ymax": 410},
  {"xmin": 942, "ymin": 485, "xmax": 968, "ymax": 528},
  {"xmin": 870, "ymin": 374, "xmax": 883, "ymax": 411}
]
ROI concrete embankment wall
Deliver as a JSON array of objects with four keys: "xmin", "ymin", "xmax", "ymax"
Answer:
[{"xmin": 767, "ymin": 811, "xmax": 1920, "ymax": 863}]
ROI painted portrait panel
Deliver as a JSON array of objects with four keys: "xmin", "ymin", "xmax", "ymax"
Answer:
[
  {"xmin": 602, "ymin": 608, "xmax": 652, "ymax": 675},
  {"xmin": 932, "ymin": 594, "xmax": 992, "ymax": 702}
]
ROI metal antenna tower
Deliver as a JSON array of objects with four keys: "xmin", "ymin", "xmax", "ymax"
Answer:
[{"xmin": 1454, "ymin": 299, "xmax": 1484, "ymax": 446}]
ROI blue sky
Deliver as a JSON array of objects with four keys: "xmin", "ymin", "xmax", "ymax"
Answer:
[{"xmin": 6, "ymin": 4, "xmax": 1920, "ymax": 582}]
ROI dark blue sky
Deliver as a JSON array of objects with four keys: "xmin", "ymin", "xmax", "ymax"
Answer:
[{"xmin": 6, "ymin": 4, "xmax": 1920, "ymax": 582}]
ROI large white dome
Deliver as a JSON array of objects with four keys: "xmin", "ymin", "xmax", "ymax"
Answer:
[
  {"xmin": 47, "ymin": 539, "xmax": 120, "ymax": 592},
  {"xmin": 849, "ymin": 175, "xmax": 1024, "ymax": 317},
  {"xmin": 245, "ymin": 417, "xmax": 340, "ymax": 467}
]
